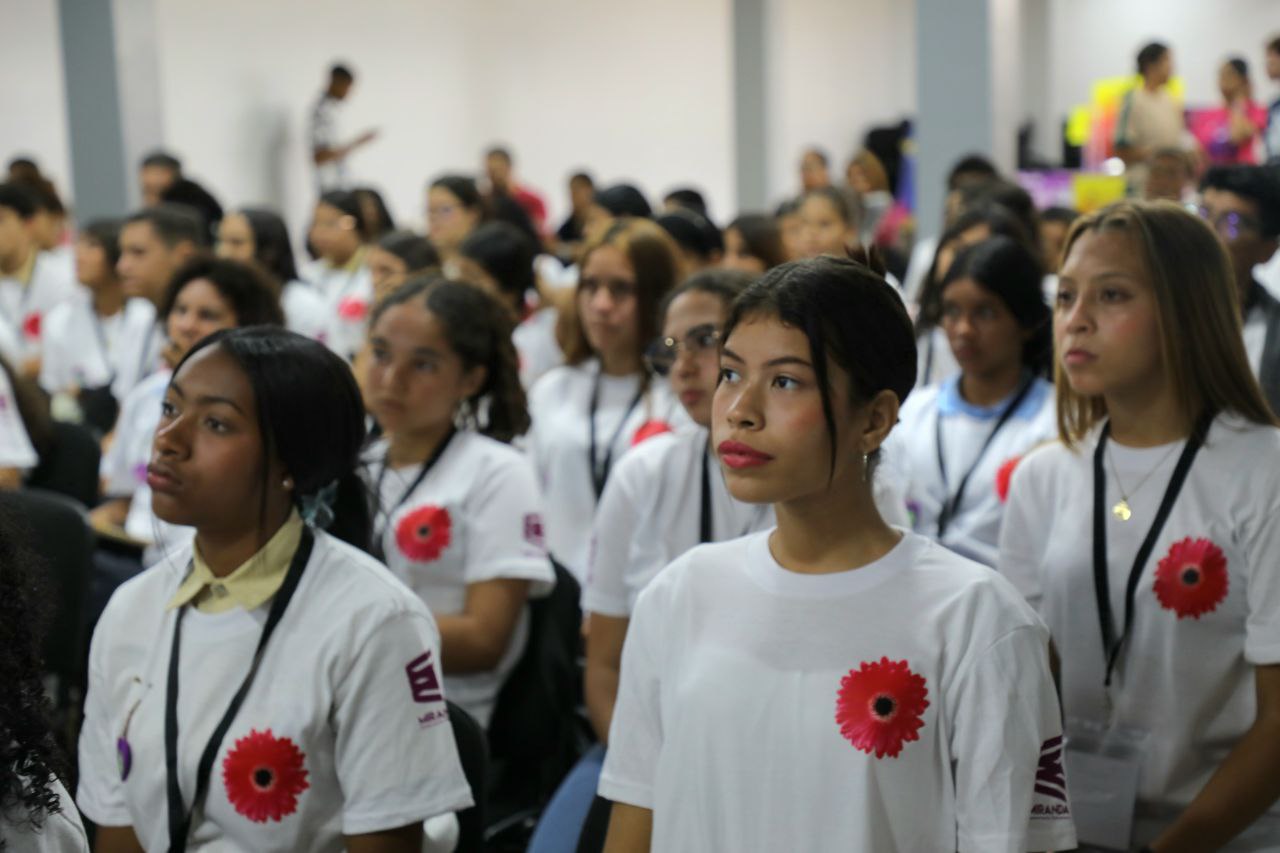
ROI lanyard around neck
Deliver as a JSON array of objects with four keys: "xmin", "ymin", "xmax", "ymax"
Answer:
[
  {"xmin": 372, "ymin": 428, "xmax": 456, "ymax": 560},
  {"xmin": 588, "ymin": 369, "xmax": 644, "ymax": 501},
  {"xmin": 934, "ymin": 374, "xmax": 1035, "ymax": 538},
  {"xmin": 165, "ymin": 527, "xmax": 314, "ymax": 853},
  {"xmin": 1090, "ymin": 411, "xmax": 1214, "ymax": 689}
]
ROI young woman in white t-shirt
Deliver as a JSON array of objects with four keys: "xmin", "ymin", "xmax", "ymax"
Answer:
[
  {"xmin": 526, "ymin": 218, "xmax": 688, "ymax": 582},
  {"xmin": 600, "ymin": 254, "xmax": 1075, "ymax": 853},
  {"xmin": 364, "ymin": 277, "xmax": 554, "ymax": 728},
  {"xmin": 304, "ymin": 191, "xmax": 373, "ymax": 360},
  {"xmin": 91, "ymin": 259, "xmax": 283, "ymax": 569},
  {"xmin": 79, "ymin": 327, "xmax": 471, "ymax": 853},
  {"xmin": 999, "ymin": 200, "xmax": 1280, "ymax": 852},
  {"xmin": 427, "ymin": 175, "xmax": 486, "ymax": 265},
  {"xmin": 216, "ymin": 208, "xmax": 329, "ymax": 341},
  {"xmin": 39, "ymin": 220, "xmax": 156, "ymax": 434},
  {"xmin": 885, "ymin": 235, "xmax": 1055, "ymax": 567}
]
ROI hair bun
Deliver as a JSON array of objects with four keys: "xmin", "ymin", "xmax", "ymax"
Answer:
[{"xmin": 845, "ymin": 243, "xmax": 887, "ymax": 277}]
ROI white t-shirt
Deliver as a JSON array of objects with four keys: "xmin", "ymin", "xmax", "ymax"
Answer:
[
  {"xmin": 601, "ymin": 530, "xmax": 1077, "ymax": 852},
  {"xmin": 885, "ymin": 375, "xmax": 1056, "ymax": 567},
  {"xmin": 302, "ymin": 258, "xmax": 373, "ymax": 360},
  {"xmin": 0, "ymin": 364, "xmax": 37, "ymax": 470},
  {"xmin": 281, "ymin": 279, "xmax": 331, "ymax": 342},
  {"xmin": 310, "ymin": 95, "xmax": 346, "ymax": 191},
  {"xmin": 0, "ymin": 775, "xmax": 88, "ymax": 852},
  {"xmin": 367, "ymin": 430, "xmax": 555, "ymax": 727},
  {"xmin": 1244, "ymin": 299, "xmax": 1267, "ymax": 379},
  {"xmin": 999, "ymin": 415, "xmax": 1280, "ymax": 849},
  {"xmin": 0, "ymin": 252, "xmax": 80, "ymax": 362},
  {"xmin": 39, "ymin": 295, "xmax": 158, "ymax": 396},
  {"xmin": 526, "ymin": 360, "xmax": 688, "ymax": 582},
  {"xmin": 514, "ymin": 307, "xmax": 563, "ymax": 390},
  {"xmin": 77, "ymin": 531, "xmax": 473, "ymax": 851},
  {"xmin": 101, "ymin": 369, "xmax": 168, "ymax": 499}
]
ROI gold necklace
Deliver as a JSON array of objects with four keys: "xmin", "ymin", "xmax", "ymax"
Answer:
[{"xmin": 1106, "ymin": 441, "xmax": 1181, "ymax": 521}]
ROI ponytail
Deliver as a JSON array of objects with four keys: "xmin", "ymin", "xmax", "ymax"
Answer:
[{"xmin": 310, "ymin": 469, "xmax": 372, "ymax": 553}]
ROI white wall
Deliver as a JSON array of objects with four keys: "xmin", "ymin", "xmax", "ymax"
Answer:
[
  {"xmin": 1045, "ymin": 0, "xmax": 1280, "ymax": 139},
  {"xmin": 765, "ymin": 0, "xmax": 916, "ymax": 207},
  {"xmin": 0, "ymin": 0, "xmax": 72, "ymax": 202},
  {"xmin": 150, "ymin": 0, "xmax": 733, "ymax": 237}
]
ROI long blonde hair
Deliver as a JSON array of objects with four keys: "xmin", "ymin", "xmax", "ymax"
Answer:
[{"xmin": 1055, "ymin": 200, "xmax": 1276, "ymax": 445}]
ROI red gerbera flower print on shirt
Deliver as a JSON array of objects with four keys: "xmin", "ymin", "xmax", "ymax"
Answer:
[
  {"xmin": 396, "ymin": 505, "xmax": 453, "ymax": 562},
  {"xmin": 1153, "ymin": 537, "xmax": 1228, "ymax": 619},
  {"xmin": 835, "ymin": 657, "xmax": 930, "ymax": 759},
  {"xmin": 22, "ymin": 312, "xmax": 40, "ymax": 339},
  {"xmin": 336, "ymin": 296, "xmax": 368, "ymax": 321},
  {"xmin": 631, "ymin": 419, "xmax": 673, "ymax": 446},
  {"xmin": 995, "ymin": 455, "xmax": 1021, "ymax": 503},
  {"xmin": 221, "ymin": 729, "xmax": 309, "ymax": 823}
]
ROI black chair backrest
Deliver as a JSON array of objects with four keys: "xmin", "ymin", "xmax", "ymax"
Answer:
[
  {"xmin": 447, "ymin": 700, "xmax": 488, "ymax": 853},
  {"xmin": 26, "ymin": 420, "xmax": 101, "ymax": 508},
  {"xmin": 0, "ymin": 488, "xmax": 94, "ymax": 690}
]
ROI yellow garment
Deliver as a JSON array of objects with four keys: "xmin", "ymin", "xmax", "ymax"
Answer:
[
  {"xmin": 166, "ymin": 512, "xmax": 304, "ymax": 613},
  {"xmin": 6, "ymin": 249, "xmax": 36, "ymax": 285},
  {"xmin": 340, "ymin": 245, "xmax": 367, "ymax": 274}
]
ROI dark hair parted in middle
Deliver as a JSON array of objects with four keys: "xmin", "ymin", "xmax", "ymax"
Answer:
[
  {"xmin": 159, "ymin": 256, "xmax": 285, "ymax": 327},
  {"xmin": 939, "ymin": 236, "xmax": 1052, "ymax": 375},
  {"xmin": 372, "ymin": 277, "xmax": 530, "ymax": 443},
  {"xmin": 173, "ymin": 327, "xmax": 372, "ymax": 550},
  {"xmin": 723, "ymin": 255, "xmax": 917, "ymax": 474}
]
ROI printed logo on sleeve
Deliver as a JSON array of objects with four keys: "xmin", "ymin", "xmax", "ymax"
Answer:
[
  {"xmin": 1030, "ymin": 735, "xmax": 1071, "ymax": 819},
  {"xmin": 524, "ymin": 513, "xmax": 546, "ymax": 550},
  {"xmin": 405, "ymin": 650, "xmax": 444, "ymax": 704}
]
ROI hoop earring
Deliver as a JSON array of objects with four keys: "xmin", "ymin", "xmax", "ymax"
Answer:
[{"xmin": 861, "ymin": 453, "xmax": 870, "ymax": 483}]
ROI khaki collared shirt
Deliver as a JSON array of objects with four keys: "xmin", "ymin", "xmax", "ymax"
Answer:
[{"xmin": 166, "ymin": 512, "xmax": 304, "ymax": 613}]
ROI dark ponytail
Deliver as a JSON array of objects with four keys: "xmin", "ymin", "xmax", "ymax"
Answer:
[
  {"xmin": 372, "ymin": 276, "xmax": 530, "ymax": 443},
  {"xmin": 177, "ymin": 327, "xmax": 372, "ymax": 551}
]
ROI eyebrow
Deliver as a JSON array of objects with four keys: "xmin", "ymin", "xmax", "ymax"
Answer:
[
  {"xmin": 1057, "ymin": 271, "xmax": 1136, "ymax": 286},
  {"xmin": 368, "ymin": 337, "xmax": 444, "ymax": 358},
  {"xmin": 167, "ymin": 381, "xmax": 248, "ymax": 415},
  {"xmin": 721, "ymin": 347, "xmax": 814, "ymax": 369}
]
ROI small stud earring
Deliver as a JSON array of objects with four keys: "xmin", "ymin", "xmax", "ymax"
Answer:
[{"xmin": 282, "ymin": 478, "xmax": 294, "ymax": 490}]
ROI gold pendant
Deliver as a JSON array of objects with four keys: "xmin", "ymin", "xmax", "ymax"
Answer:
[{"xmin": 1112, "ymin": 500, "xmax": 1132, "ymax": 521}]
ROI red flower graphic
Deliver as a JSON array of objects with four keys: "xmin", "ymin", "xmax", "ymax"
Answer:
[
  {"xmin": 995, "ymin": 455, "xmax": 1021, "ymax": 503},
  {"xmin": 836, "ymin": 657, "xmax": 930, "ymax": 758},
  {"xmin": 221, "ymin": 729, "xmax": 309, "ymax": 823},
  {"xmin": 336, "ymin": 296, "xmax": 368, "ymax": 321},
  {"xmin": 631, "ymin": 419, "xmax": 673, "ymax": 446},
  {"xmin": 1153, "ymin": 537, "xmax": 1228, "ymax": 619},
  {"xmin": 22, "ymin": 312, "xmax": 40, "ymax": 340},
  {"xmin": 396, "ymin": 505, "xmax": 453, "ymax": 562}
]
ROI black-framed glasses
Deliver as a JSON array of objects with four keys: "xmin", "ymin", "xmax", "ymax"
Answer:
[
  {"xmin": 643, "ymin": 323, "xmax": 722, "ymax": 376},
  {"xmin": 1197, "ymin": 207, "xmax": 1261, "ymax": 241}
]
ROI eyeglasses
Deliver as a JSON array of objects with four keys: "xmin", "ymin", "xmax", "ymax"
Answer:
[
  {"xmin": 643, "ymin": 324, "xmax": 722, "ymax": 375},
  {"xmin": 1197, "ymin": 207, "xmax": 1261, "ymax": 241}
]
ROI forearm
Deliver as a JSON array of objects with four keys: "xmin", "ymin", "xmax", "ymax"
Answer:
[
  {"xmin": 437, "ymin": 613, "xmax": 512, "ymax": 673},
  {"xmin": 585, "ymin": 660, "xmax": 620, "ymax": 743},
  {"xmin": 95, "ymin": 825, "xmax": 145, "ymax": 853},
  {"xmin": 1152, "ymin": 715, "xmax": 1280, "ymax": 852},
  {"xmin": 603, "ymin": 802, "xmax": 653, "ymax": 853}
]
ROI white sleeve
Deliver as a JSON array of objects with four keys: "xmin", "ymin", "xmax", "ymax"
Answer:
[
  {"xmin": 1243, "ymin": 493, "xmax": 1280, "ymax": 665},
  {"xmin": 36, "ymin": 312, "xmax": 68, "ymax": 393},
  {"xmin": 597, "ymin": 582, "xmax": 666, "ymax": 809},
  {"xmin": 949, "ymin": 626, "xmax": 1077, "ymax": 853},
  {"xmin": 75, "ymin": 612, "xmax": 132, "ymax": 826},
  {"xmin": 0, "ymin": 367, "xmax": 37, "ymax": 469},
  {"xmin": 334, "ymin": 610, "xmax": 474, "ymax": 835},
  {"xmin": 996, "ymin": 457, "xmax": 1050, "ymax": 610},
  {"xmin": 465, "ymin": 452, "xmax": 554, "ymax": 588},
  {"xmin": 582, "ymin": 456, "xmax": 645, "ymax": 617}
]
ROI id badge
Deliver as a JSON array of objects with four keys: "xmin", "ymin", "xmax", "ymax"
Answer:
[{"xmin": 1064, "ymin": 718, "xmax": 1149, "ymax": 851}]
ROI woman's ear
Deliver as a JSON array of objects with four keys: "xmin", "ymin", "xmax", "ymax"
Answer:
[
  {"xmin": 461, "ymin": 364, "xmax": 488, "ymax": 400},
  {"xmin": 859, "ymin": 389, "xmax": 900, "ymax": 455}
]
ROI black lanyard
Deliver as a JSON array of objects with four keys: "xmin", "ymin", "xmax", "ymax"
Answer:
[
  {"xmin": 1091, "ymin": 411, "xmax": 1214, "ymax": 689},
  {"xmin": 588, "ymin": 371, "xmax": 644, "ymax": 501},
  {"xmin": 934, "ymin": 375, "xmax": 1035, "ymax": 537},
  {"xmin": 165, "ymin": 527, "xmax": 315, "ymax": 853},
  {"xmin": 372, "ymin": 428, "xmax": 456, "ymax": 560},
  {"xmin": 698, "ymin": 441, "xmax": 768, "ymax": 544}
]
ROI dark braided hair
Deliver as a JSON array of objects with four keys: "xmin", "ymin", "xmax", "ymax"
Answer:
[
  {"xmin": 372, "ymin": 276, "xmax": 530, "ymax": 442},
  {"xmin": 0, "ymin": 508, "xmax": 67, "ymax": 842}
]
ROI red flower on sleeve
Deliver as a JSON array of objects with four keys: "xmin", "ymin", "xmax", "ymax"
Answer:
[
  {"xmin": 395, "ymin": 505, "xmax": 453, "ymax": 562},
  {"xmin": 336, "ymin": 296, "xmax": 368, "ymax": 321},
  {"xmin": 995, "ymin": 455, "xmax": 1022, "ymax": 503},
  {"xmin": 221, "ymin": 729, "xmax": 310, "ymax": 823},
  {"xmin": 1153, "ymin": 537, "xmax": 1228, "ymax": 619},
  {"xmin": 22, "ymin": 312, "xmax": 40, "ymax": 339},
  {"xmin": 835, "ymin": 657, "xmax": 930, "ymax": 758}
]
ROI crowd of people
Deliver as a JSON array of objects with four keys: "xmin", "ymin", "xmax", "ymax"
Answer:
[{"xmin": 1, "ymin": 35, "xmax": 1280, "ymax": 853}]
